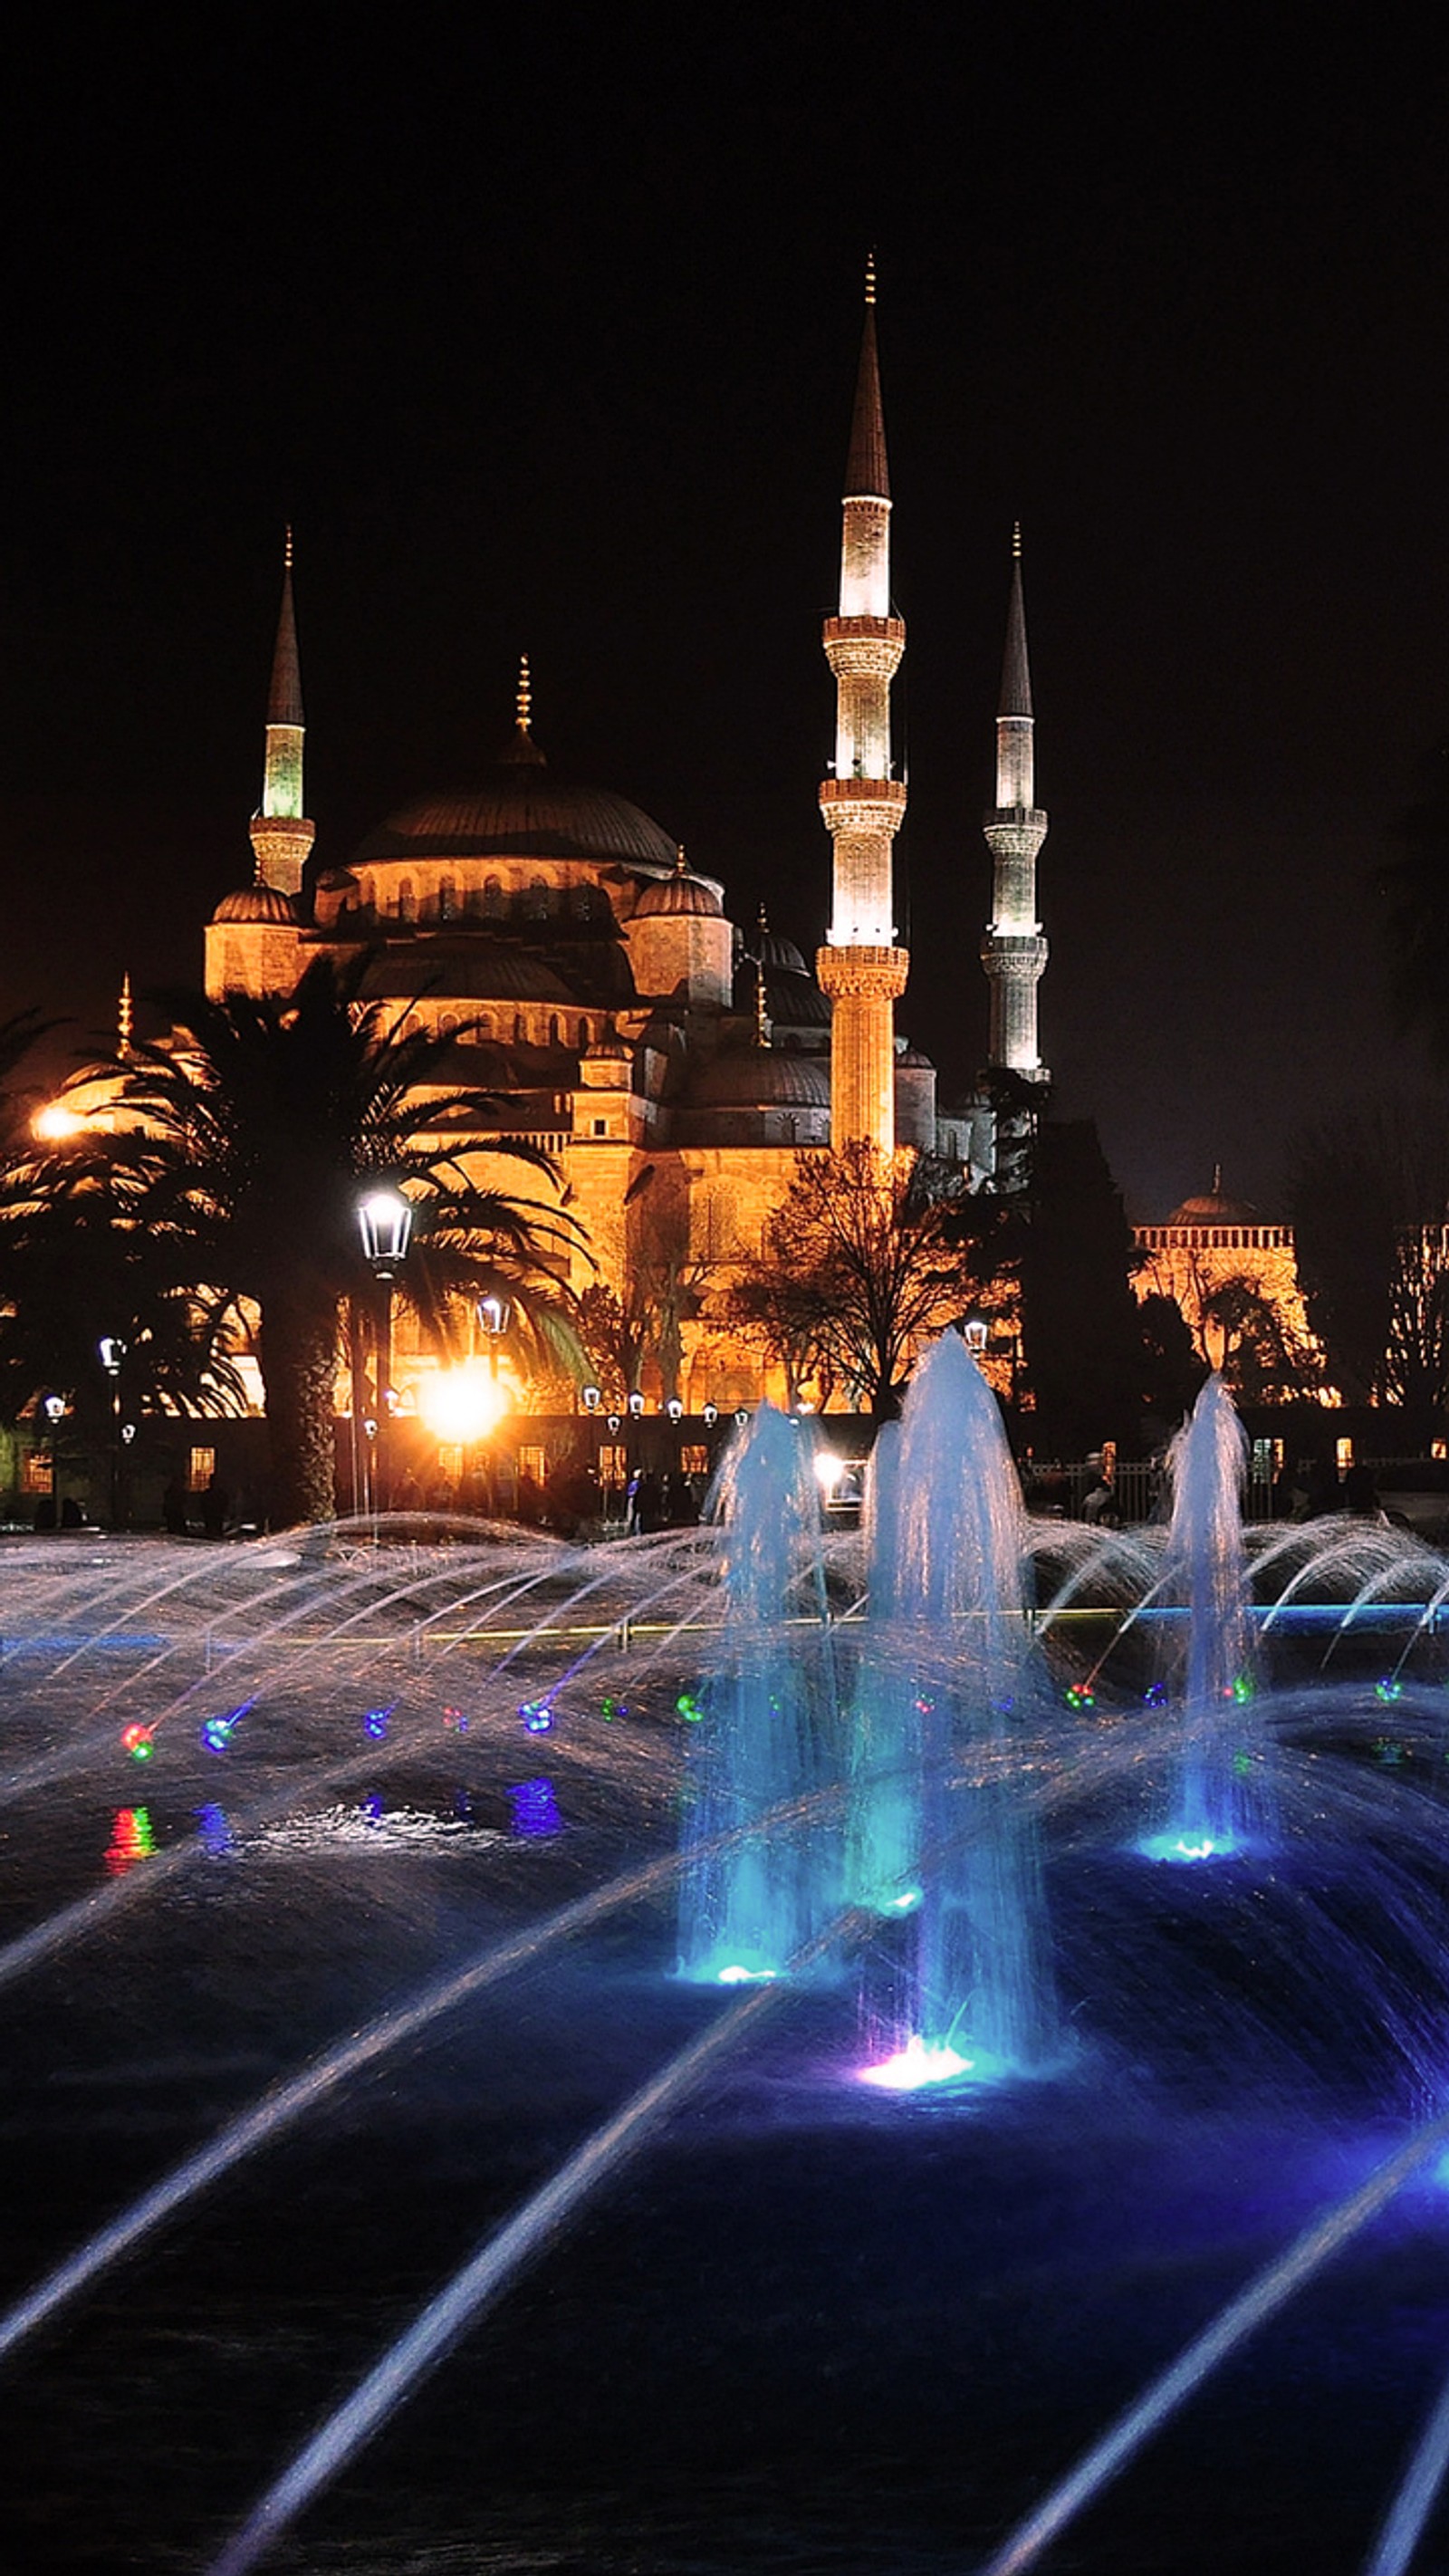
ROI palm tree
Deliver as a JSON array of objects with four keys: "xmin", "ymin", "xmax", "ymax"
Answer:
[{"xmin": 109, "ymin": 955, "xmax": 584, "ymax": 1525}]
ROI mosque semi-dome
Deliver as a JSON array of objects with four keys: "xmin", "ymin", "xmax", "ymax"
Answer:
[{"xmin": 686, "ymin": 1048, "xmax": 831, "ymax": 1110}]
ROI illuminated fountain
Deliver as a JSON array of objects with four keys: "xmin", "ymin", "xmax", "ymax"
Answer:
[
  {"xmin": 677, "ymin": 1402, "xmax": 840, "ymax": 1984},
  {"xmin": 853, "ymin": 1332, "xmax": 1058, "ymax": 2086},
  {"xmin": 5, "ymin": 1393, "xmax": 1449, "ymax": 2571},
  {"xmin": 1141, "ymin": 1370, "xmax": 1271, "ymax": 1863}
]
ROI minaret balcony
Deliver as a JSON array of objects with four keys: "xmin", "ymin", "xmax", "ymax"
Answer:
[
  {"xmin": 823, "ymin": 616, "xmax": 906, "ymax": 679},
  {"xmin": 820, "ymin": 778, "xmax": 907, "ymax": 833}
]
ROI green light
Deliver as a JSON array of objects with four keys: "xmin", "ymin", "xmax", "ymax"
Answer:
[
  {"xmin": 1231, "ymin": 1676, "xmax": 1253, "ymax": 1705},
  {"xmin": 676, "ymin": 1692, "xmax": 705, "ymax": 1724}
]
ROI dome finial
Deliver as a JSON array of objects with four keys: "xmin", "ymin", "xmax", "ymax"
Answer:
[
  {"xmin": 517, "ymin": 653, "xmax": 532, "ymax": 730},
  {"xmin": 1212, "ymin": 1159, "xmax": 1223, "ymax": 1197},
  {"xmin": 118, "ymin": 972, "xmax": 133, "ymax": 1059},
  {"xmin": 1012, "ymin": 519, "xmax": 1022, "ymax": 561},
  {"xmin": 754, "ymin": 957, "xmax": 772, "ymax": 1050},
  {"xmin": 674, "ymin": 842, "xmax": 688, "ymax": 876},
  {"xmin": 283, "ymin": 523, "xmax": 293, "ymax": 572},
  {"xmin": 865, "ymin": 247, "xmax": 877, "ymax": 307}
]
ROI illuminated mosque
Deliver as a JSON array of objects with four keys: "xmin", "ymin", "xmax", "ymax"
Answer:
[{"xmin": 198, "ymin": 270, "xmax": 1054, "ymax": 1422}]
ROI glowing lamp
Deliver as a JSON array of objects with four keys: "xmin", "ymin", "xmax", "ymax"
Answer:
[
  {"xmin": 98, "ymin": 1336, "xmax": 127, "ymax": 1376},
  {"xmin": 42, "ymin": 1394, "xmax": 66, "ymax": 1427},
  {"xmin": 962, "ymin": 1317, "xmax": 989, "ymax": 1355},
  {"xmin": 666, "ymin": 1396, "xmax": 684, "ymax": 1422},
  {"xmin": 813, "ymin": 1450, "xmax": 846, "ymax": 1496},
  {"xmin": 606, "ymin": 1413, "xmax": 622, "ymax": 1435},
  {"xmin": 702, "ymin": 1403, "xmax": 718, "ymax": 1427},
  {"xmin": 628, "ymin": 1390, "xmax": 645, "ymax": 1417},
  {"xmin": 476, "ymin": 1293, "xmax": 512, "ymax": 1338},
  {"xmin": 417, "ymin": 1363, "xmax": 509, "ymax": 1444},
  {"xmin": 356, "ymin": 1187, "xmax": 414, "ymax": 1276},
  {"xmin": 581, "ymin": 1385, "xmax": 601, "ymax": 1412},
  {"xmin": 34, "ymin": 1101, "xmax": 87, "ymax": 1142}
]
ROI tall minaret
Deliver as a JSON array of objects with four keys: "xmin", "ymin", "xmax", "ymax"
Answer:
[
  {"xmin": 816, "ymin": 259, "xmax": 909, "ymax": 1154},
  {"xmin": 981, "ymin": 528, "xmax": 1049, "ymax": 1081},
  {"xmin": 248, "ymin": 529, "xmax": 314, "ymax": 898}
]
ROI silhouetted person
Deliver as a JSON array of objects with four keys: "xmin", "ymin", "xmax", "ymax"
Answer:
[
  {"xmin": 1343, "ymin": 1459, "xmax": 1381, "ymax": 1518},
  {"xmin": 162, "ymin": 1476, "xmax": 188, "ymax": 1536},
  {"xmin": 60, "ymin": 1495, "xmax": 85, "ymax": 1529},
  {"xmin": 201, "ymin": 1473, "xmax": 229, "ymax": 1538}
]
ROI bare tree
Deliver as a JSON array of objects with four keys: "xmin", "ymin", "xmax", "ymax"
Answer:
[{"xmin": 724, "ymin": 1142, "xmax": 976, "ymax": 1419}]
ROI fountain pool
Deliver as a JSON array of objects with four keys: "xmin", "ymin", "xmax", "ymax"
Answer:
[{"xmin": 6, "ymin": 1380, "xmax": 1449, "ymax": 2571}]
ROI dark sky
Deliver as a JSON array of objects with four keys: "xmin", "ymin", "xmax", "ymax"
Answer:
[{"xmin": 3, "ymin": 8, "xmax": 1445, "ymax": 1217}]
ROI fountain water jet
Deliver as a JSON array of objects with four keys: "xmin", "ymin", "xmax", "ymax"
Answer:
[
  {"xmin": 855, "ymin": 1333, "xmax": 1059, "ymax": 2082},
  {"xmin": 1142, "ymin": 1371, "xmax": 1268, "ymax": 1861},
  {"xmin": 677, "ymin": 1405, "xmax": 840, "ymax": 1982}
]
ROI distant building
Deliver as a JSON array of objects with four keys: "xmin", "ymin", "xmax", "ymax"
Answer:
[{"xmin": 1134, "ymin": 1171, "xmax": 1322, "ymax": 1389}]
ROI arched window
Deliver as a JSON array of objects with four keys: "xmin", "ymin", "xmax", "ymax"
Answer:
[
  {"xmin": 578, "ymin": 1018, "xmax": 590, "ymax": 1050},
  {"xmin": 476, "ymin": 1013, "xmax": 493, "ymax": 1042},
  {"xmin": 438, "ymin": 877, "xmax": 458, "ymax": 922},
  {"xmin": 483, "ymin": 877, "xmax": 504, "ymax": 919},
  {"xmin": 525, "ymin": 878, "xmax": 551, "ymax": 920},
  {"xmin": 549, "ymin": 1014, "xmax": 562, "ymax": 1046},
  {"xmin": 513, "ymin": 1013, "xmax": 527, "ymax": 1044},
  {"xmin": 398, "ymin": 878, "xmax": 416, "ymax": 922}
]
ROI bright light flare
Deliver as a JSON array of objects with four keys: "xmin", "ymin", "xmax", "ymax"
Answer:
[
  {"xmin": 859, "ymin": 2035, "xmax": 974, "ymax": 2091},
  {"xmin": 417, "ymin": 1363, "xmax": 510, "ymax": 1443},
  {"xmin": 34, "ymin": 1101, "xmax": 87, "ymax": 1141},
  {"xmin": 813, "ymin": 1450, "xmax": 847, "ymax": 1496},
  {"xmin": 1138, "ymin": 1829, "xmax": 1239, "ymax": 1864}
]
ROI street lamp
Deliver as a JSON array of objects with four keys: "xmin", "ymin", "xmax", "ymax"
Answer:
[
  {"xmin": 357, "ymin": 1188, "xmax": 414, "ymax": 1522},
  {"xmin": 476, "ymin": 1293, "xmax": 512, "ymax": 1376},
  {"xmin": 42, "ymin": 1393, "xmax": 66, "ymax": 1529},
  {"xmin": 98, "ymin": 1336, "xmax": 128, "ymax": 1530},
  {"xmin": 963, "ymin": 1316, "xmax": 989, "ymax": 1358}
]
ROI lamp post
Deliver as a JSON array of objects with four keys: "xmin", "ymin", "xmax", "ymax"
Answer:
[
  {"xmin": 357, "ymin": 1187, "xmax": 414, "ymax": 1525},
  {"xmin": 42, "ymin": 1393, "xmax": 66, "ymax": 1529},
  {"xmin": 98, "ymin": 1337, "xmax": 127, "ymax": 1530}
]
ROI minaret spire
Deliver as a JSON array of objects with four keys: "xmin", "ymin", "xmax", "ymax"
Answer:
[
  {"xmin": 249, "ymin": 530, "xmax": 313, "ymax": 898},
  {"xmin": 816, "ymin": 264, "xmax": 909, "ymax": 1153},
  {"xmin": 117, "ymin": 973, "xmax": 133, "ymax": 1060},
  {"xmin": 501, "ymin": 651, "xmax": 546, "ymax": 766},
  {"xmin": 981, "ymin": 527, "xmax": 1049, "ymax": 1082}
]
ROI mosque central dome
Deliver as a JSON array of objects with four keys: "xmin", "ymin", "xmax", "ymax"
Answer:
[{"xmin": 352, "ymin": 766, "xmax": 678, "ymax": 872}]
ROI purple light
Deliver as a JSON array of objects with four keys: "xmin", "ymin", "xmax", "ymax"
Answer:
[{"xmin": 508, "ymin": 1777, "xmax": 562, "ymax": 1838}]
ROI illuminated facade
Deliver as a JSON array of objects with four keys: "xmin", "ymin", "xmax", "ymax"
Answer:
[{"xmin": 1134, "ymin": 1176, "xmax": 1320, "ymax": 1386}]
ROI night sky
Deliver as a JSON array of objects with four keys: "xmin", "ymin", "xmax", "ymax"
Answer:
[{"xmin": 4, "ymin": 10, "xmax": 1445, "ymax": 1218}]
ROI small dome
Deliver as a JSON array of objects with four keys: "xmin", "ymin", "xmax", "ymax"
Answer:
[
  {"xmin": 897, "ymin": 1045, "xmax": 935, "ymax": 1069},
  {"xmin": 686, "ymin": 1049, "xmax": 831, "ymax": 1110},
  {"xmin": 212, "ymin": 884, "xmax": 298, "ymax": 926},
  {"xmin": 633, "ymin": 865, "xmax": 723, "ymax": 919},
  {"xmin": 757, "ymin": 927, "xmax": 809, "ymax": 975},
  {"xmin": 1166, "ymin": 1187, "xmax": 1262, "ymax": 1226},
  {"xmin": 585, "ymin": 1031, "xmax": 632, "ymax": 1062}
]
